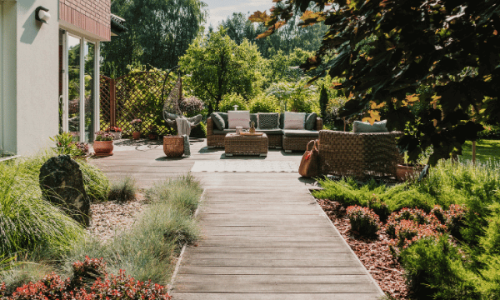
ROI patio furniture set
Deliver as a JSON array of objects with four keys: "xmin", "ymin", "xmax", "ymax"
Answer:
[{"xmin": 205, "ymin": 111, "xmax": 403, "ymax": 179}]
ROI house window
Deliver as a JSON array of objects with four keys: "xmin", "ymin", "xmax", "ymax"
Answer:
[{"xmin": 59, "ymin": 30, "xmax": 100, "ymax": 142}]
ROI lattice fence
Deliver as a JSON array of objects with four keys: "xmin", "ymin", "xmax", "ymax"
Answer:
[{"xmin": 100, "ymin": 71, "xmax": 176, "ymax": 136}]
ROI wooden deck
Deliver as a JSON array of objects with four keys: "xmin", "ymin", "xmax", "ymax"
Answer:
[{"xmin": 90, "ymin": 139, "xmax": 384, "ymax": 299}]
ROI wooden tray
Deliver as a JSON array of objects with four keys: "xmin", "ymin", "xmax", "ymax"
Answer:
[{"xmin": 239, "ymin": 132, "xmax": 264, "ymax": 136}]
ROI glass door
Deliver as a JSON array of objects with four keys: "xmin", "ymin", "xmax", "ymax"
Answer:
[{"xmin": 60, "ymin": 31, "xmax": 99, "ymax": 142}]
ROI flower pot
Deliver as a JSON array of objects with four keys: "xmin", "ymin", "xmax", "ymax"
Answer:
[
  {"xmin": 93, "ymin": 141, "xmax": 114, "ymax": 156},
  {"xmin": 109, "ymin": 131, "xmax": 122, "ymax": 140},
  {"xmin": 148, "ymin": 133, "xmax": 158, "ymax": 140},
  {"xmin": 396, "ymin": 164, "xmax": 423, "ymax": 182},
  {"xmin": 132, "ymin": 131, "xmax": 141, "ymax": 140}
]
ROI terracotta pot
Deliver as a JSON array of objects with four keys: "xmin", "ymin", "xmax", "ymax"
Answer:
[
  {"xmin": 93, "ymin": 140, "xmax": 114, "ymax": 156},
  {"xmin": 396, "ymin": 164, "xmax": 422, "ymax": 182},
  {"xmin": 132, "ymin": 131, "xmax": 141, "ymax": 140},
  {"xmin": 148, "ymin": 133, "xmax": 158, "ymax": 140}
]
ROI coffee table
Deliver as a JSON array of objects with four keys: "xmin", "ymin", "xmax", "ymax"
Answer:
[{"xmin": 224, "ymin": 133, "xmax": 268, "ymax": 157}]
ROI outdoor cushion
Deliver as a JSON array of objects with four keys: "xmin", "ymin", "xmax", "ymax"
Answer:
[
  {"xmin": 211, "ymin": 113, "xmax": 225, "ymax": 131},
  {"xmin": 213, "ymin": 112, "xmax": 229, "ymax": 128},
  {"xmin": 283, "ymin": 112, "xmax": 306, "ymax": 130},
  {"xmin": 258, "ymin": 113, "xmax": 280, "ymax": 129},
  {"xmin": 255, "ymin": 129, "xmax": 283, "ymax": 135},
  {"xmin": 353, "ymin": 120, "xmax": 388, "ymax": 133},
  {"xmin": 213, "ymin": 129, "xmax": 237, "ymax": 135},
  {"xmin": 305, "ymin": 113, "xmax": 317, "ymax": 130},
  {"xmin": 228, "ymin": 110, "xmax": 251, "ymax": 129},
  {"xmin": 282, "ymin": 130, "xmax": 319, "ymax": 138}
]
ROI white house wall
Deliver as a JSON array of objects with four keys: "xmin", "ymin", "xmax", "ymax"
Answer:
[
  {"xmin": 1, "ymin": 0, "xmax": 18, "ymax": 155},
  {"xmin": 0, "ymin": 0, "xmax": 59, "ymax": 155}
]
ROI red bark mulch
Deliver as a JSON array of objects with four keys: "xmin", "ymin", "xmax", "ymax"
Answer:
[{"xmin": 317, "ymin": 199, "xmax": 410, "ymax": 299}]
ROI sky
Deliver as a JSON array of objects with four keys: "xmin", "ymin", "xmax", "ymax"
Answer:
[{"xmin": 203, "ymin": 0, "xmax": 274, "ymax": 29}]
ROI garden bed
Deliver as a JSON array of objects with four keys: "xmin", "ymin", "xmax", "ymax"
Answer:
[{"xmin": 317, "ymin": 198, "xmax": 409, "ymax": 299}]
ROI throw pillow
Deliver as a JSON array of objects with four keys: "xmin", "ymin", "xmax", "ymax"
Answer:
[
  {"xmin": 283, "ymin": 112, "xmax": 306, "ymax": 130},
  {"xmin": 228, "ymin": 110, "xmax": 251, "ymax": 129},
  {"xmin": 211, "ymin": 113, "xmax": 225, "ymax": 131},
  {"xmin": 305, "ymin": 113, "xmax": 317, "ymax": 130},
  {"xmin": 353, "ymin": 120, "xmax": 389, "ymax": 133},
  {"xmin": 258, "ymin": 113, "xmax": 280, "ymax": 129}
]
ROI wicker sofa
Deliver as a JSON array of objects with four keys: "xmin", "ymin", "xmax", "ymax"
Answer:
[
  {"xmin": 318, "ymin": 130, "xmax": 403, "ymax": 179},
  {"xmin": 207, "ymin": 113, "xmax": 323, "ymax": 151}
]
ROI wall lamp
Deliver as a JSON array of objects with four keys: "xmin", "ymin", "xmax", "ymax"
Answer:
[{"xmin": 35, "ymin": 6, "xmax": 51, "ymax": 24}]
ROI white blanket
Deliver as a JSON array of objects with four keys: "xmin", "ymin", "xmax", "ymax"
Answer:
[{"xmin": 176, "ymin": 117, "xmax": 191, "ymax": 136}]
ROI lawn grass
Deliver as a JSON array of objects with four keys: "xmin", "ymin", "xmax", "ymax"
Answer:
[{"xmin": 461, "ymin": 139, "xmax": 500, "ymax": 163}]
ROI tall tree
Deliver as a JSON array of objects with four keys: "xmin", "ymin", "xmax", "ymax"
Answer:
[
  {"xmin": 179, "ymin": 30, "xmax": 265, "ymax": 112},
  {"xmin": 251, "ymin": 0, "xmax": 500, "ymax": 164},
  {"xmin": 101, "ymin": 0, "xmax": 207, "ymax": 77}
]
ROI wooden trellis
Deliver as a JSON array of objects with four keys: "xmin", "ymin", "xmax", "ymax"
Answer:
[{"xmin": 100, "ymin": 71, "xmax": 175, "ymax": 136}]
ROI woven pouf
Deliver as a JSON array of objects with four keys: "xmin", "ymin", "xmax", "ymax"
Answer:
[{"xmin": 163, "ymin": 136, "xmax": 184, "ymax": 157}]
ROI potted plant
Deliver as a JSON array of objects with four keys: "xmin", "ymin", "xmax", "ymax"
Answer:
[
  {"xmin": 131, "ymin": 119, "xmax": 142, "ymax": 140},
  {"xmin": 93, "ymin": 131, "xmax": 114, "ymax": 156},
  {"xmin": 396, "ymin": 152, "xmax": 424, "ymax": 182},
  {"xmin": 72, "ymin": 142, "xmax": 90, "ymax": 161},
  {"xmin": 148, "ymin": 125, "xmax": 158, "ymax": 140},
  {"xmin": 106, "ymin": 126, "xmax": 123, "ymax": 140}
]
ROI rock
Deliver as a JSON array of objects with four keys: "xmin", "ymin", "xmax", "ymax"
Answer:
[{"xmin": 39, "ymin": 155, "xmax": 91, "ymax": 227}]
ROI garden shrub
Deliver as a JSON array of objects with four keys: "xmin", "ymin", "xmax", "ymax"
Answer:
[
  {"xmin": 1, "ymin": 257, "xmax": 171, "ymax": 299},
  {"xmin": 179, "ymin": 96, "xmax": 204, "ymax": 117},
  {"xmin": 249, "ymin": 94, "xmax": 279, "ymax": 113},
  {"xmin": 218, "ymin": 93, "xmax": 248, "ymax": 112},
  {"xmin": 400, "ymin": 236, "xmax": 480, "ymax": 300},
  {"xmin": 346, "ymin": 205, "xmax": 380, "ymax": 238}
]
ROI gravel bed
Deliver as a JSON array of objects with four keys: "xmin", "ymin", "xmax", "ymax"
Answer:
[
  {"xmin": 88, "ymin": 194, "xmax": 148, "ymax": 243},
  {"xmin": 317, "ymin": 199, "xmax": 409, "ymax": 299}
]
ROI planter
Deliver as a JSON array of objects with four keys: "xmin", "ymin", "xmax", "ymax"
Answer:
[
  {"xmin": 396, "ymin": 164, "xmax": 423, "ymax": 182},
  {"xmin": 148, "ymin": 133, "xmax": 158, "ymax": 140},
  {"xmin": 93, "ymin": 141, "xmax": 114, "ymax": 157},
  {"xmin": 163, "ymin": 135, "xmax": 184, "ymax": 158},
  {"xmin": 109, "ymin": 131, "xmax": 122, "ymax": 140},
  {"xmin": 132, "ymin": 131, "xmax": 141, "ymax": 140}
]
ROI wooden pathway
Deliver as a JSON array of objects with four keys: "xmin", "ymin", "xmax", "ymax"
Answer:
[
  {"xmin": 90, "ymin": 139, "xmax": 384, "ymax": 299},
  {"xmin": 172, "ymin": 173, "xmax": 383, "ymax": 299}
]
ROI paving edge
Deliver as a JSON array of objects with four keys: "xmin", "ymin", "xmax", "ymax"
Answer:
[
  {"xmin": 167, "ymin": 188, "xmax": 206, "ymax": 295},
  {"xmin": 310, "ymin": 190, "xmax": 386, "ymax": 298}
]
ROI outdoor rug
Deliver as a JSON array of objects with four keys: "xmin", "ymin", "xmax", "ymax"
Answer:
[{"xmin": 191, "ymin": 160, "xmax": 299, "ymax": 173}]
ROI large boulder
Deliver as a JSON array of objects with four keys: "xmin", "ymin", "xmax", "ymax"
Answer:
[{"xmin": 39, "ymin": 155, "xmax": 91, "ymax": 227}]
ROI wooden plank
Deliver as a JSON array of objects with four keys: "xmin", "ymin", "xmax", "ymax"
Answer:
[
  {"xmin": 177, "ymin": 266, "xmax": 368, "ymax": 276},
  {"xmin": 173, "ymin": 282, "xmax": 380, "ymax": 293},
  {"xmin": 173, "ymin": 293, "xmax": 381, "ymax": 300},
  {"xmin": 181, "ymin": 258, "xmax": 359, "ymax": 267}
]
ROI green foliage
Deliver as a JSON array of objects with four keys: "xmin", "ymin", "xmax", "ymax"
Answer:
[
  {"xmin": 255, "ymin": 0, "xmax": 500, "ymax": 165},
  {"xmin": 64, "ymin": 175, "xmax": 202, "ymax": 283},
  {"xmin": 101, "ymin": 0, "xmax": 207, "ymax": 77},
  {"xmin": 108, "ymin": 177, "xmax": 137, "ymax": 203},
  {"xmin": 400, "ymin": 236, "xmax": 480, "ymax": 299},
  {"xmin": 189, "ymin": 122, "xmax": 207, "ymax": 138},
  {"xmin": 0, "ymin": 153, "xmax": 85, "ymax": 258},
  {"xmin": 314, "ymin": 159, "xmax": 500, "ymax": 214},
  {"xmin": 179, "ymin": 30, "xmax": 265, "ymax": 112},
  {"xmin": 218, "ymin": 93, "xmax": 249, "ymax": 112},
  {"xmin": 78, "ymin": 161, "xmax": 110, "ymax": 203},
  {"xmin": 265, "ymin": 80, "xmax": 319, "ymax": 113},
  {"xmin": 249, "ymin": 94, "xmax": 279, "ymax": 113}
]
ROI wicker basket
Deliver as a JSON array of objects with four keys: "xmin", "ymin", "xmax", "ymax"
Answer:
[{"xmin": 163, "ymin": 136, "xmax": 184, "ymax": 157}]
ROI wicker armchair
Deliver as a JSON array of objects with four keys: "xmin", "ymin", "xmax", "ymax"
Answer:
[{"xmin": 318, "ymin": 130, "xmax": 403, "ymax": 179}]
